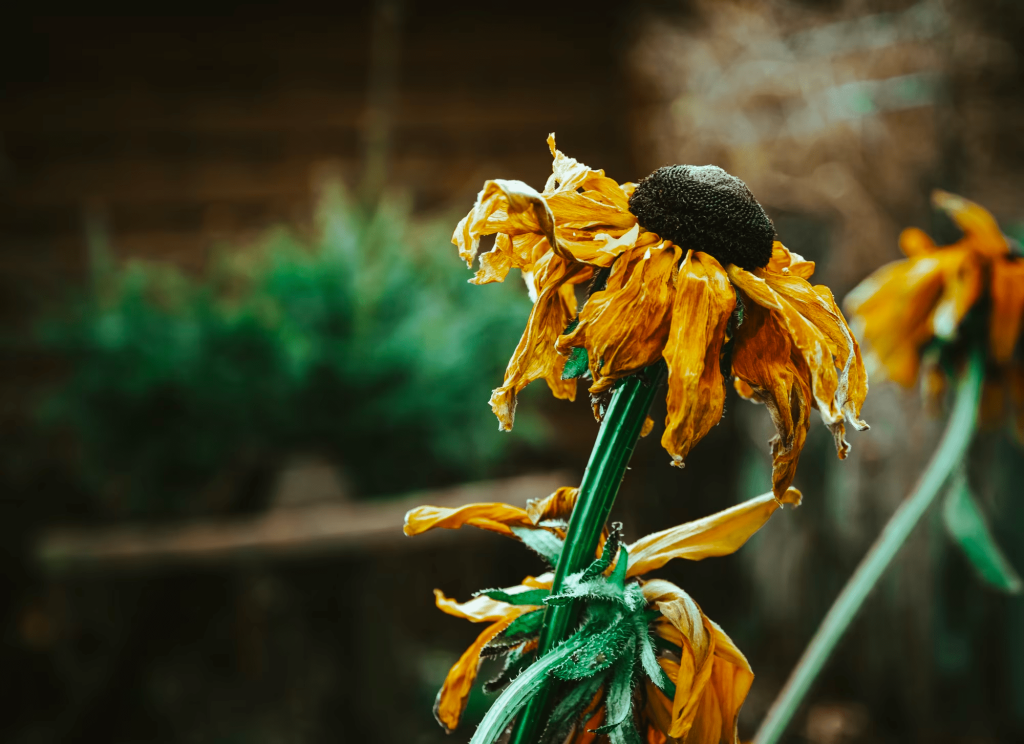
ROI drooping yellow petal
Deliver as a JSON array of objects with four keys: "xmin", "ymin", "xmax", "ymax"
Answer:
[
  {"xmin": 764, "ymin": 269, "xmax": 870, "ymax": 455},
  {"xmin": 433, "ymin": 611, "xmax": 528, "ymax": 732},
  {"xmin": 729, "ymin": 295, "xmax": 812, "ymax": 499},
  {"xmin": 661, "ymin": 250, "xmax": 736, "ymax": 467},
  {"xmin": 489, "ymin": 254, "xmax": 593, "ymax": 430},
  {"xmin": 471, "ymin": 233, "xmax": 548, "ymax": 286},
  {"xmin": 932, "ymin": 189, "xmax": 1009, "ymax": 257},
  {"xmin": 627, "ymin": 488, "xmax": 801, "ymax": 577},
  {"xmin": 557, "ymin": 243, "xmax": 681, "ymax": 395},
  {"xmin": 642, "ymin": 580, "xmax": 710, "ymax": 663},
  {"xmin": 404, "ymin": 502, "xmax": 533, "ymax": 538},
  {"xmin": 669, "ymin": 619, "xmax": 718, "ymax": 739},
  {"xmin": 526, "ymin": 485, "xmax": 578, "ymax": 524},
  {"xmin": 433, "ymin": 588, "xmax": 517, "ymax": 623},
  {"xmin": 730, "ymin": 266, "xmax": 844, "ymax": 441},
  {"xmin": 766, "ymin": 241, "xmax": 815, "ymax": 278},
  {"xmin": 704, "ymin": 654, "xmax": 754, "ymax": 744},
  {"xmin": 990, "ymin": 258, "xmax": 1024, "ymax": 363}
]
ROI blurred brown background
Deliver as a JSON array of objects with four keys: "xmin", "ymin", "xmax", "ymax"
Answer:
[{"xmin": 2, "ymin": 1, "xmax": 1023, "ymax": 742}]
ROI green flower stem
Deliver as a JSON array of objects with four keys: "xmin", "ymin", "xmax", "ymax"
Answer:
[
  {"xmin": 754, "ymin": 348, "xmax": 985, "ymax": 744},
  {"xmin": 509, "ymin": 364, "xmax": 666, "ymax": 744}
]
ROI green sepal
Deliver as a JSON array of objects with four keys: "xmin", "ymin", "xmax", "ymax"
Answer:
[
  {"xmin": 581, "ymin": 522, "xmax": 623, "ymax": 582},
  {"xmin": 634, "ymin": 613, "xmax": 675, "ymax": 698},
  {"xmin": 483, "ymin": 641, "xmax": 534, "ymax": 695},
  {"xmin": 942, "ymin": 471, "xmax": 1023, "ymax": 593},
  {"xmin": 590, "ymin": 652, "xmax": 641, "ymax": 744},
  {"xmin": 469, "ymin": 631, "xmax": 589, "ymax": 744},
  {"xmin": 610, "ymin": 545, "xmax": 629, "ymax": 589},
  {"xmin": 479, "ymin": 587, "xmax": 551, "ymax": 606},
  {"xmin": 561, "ymin": 347, "xmax": 590, "ymax": 380},
  {"xmin": 550, "ymin": 619, "xmax": 633, "ymax": 680},
  {"xmin": 539, "ymin": 672, "xmax": 607, "ymax": 744},
  {"xmin": 501, "ymin": 608, "xmax": 547, "ymax": 639},
  {"xmin": 511, "ymin": 525, "xmax": 564, "ymax": 567}
]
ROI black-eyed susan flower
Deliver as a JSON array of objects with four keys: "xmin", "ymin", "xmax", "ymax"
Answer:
[
  {"xmin": 455, "ymin": 136, "xmax": 868, "ymax": 498},
  {"xmin": 845, "ymin": 191, "xmax": 1024, "ymax": 440},
  {"xmin": 405, "ymin": 485, "xmax": 801, "ymax": 741}
]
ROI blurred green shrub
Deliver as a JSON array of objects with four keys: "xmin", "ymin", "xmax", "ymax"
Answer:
[{"xmin": 38, "ymin": 185, "xmax": 535, "ymax": 517}]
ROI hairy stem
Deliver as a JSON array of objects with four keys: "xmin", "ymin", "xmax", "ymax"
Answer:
[
  {"xmin": 754, "ymin": 348, "xmax": 985, "ymax": 744},
  {"xmin": 509, "ymin": 364, "xmax": 666, "ymax": 744}
]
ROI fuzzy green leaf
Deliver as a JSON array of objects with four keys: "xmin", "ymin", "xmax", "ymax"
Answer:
[
  {"xmin": 634, "ymin": 614, "xmax": 675, "ymax": 698},
  {"xmin": 581, "ymin": 523, "xmax": 623, "ymax": 582},
  {"xmin": 590, "ymin": 652, "xmax": 640, "ymax": 743},
  {"xmin": 483, "ymin": 641, "xmax": 534, "ymax": 695},
  {"xmin": 469, "ymin": 632, "xmax": 588, "ymax": 744},
  {"xmin": 942, "ymin": 472, "xmax": 1023, "ymax": 593},
  {"xmin": 479, "ymin": 587, "xmax": 551, "ymax": 606},
  {"xmin": 539, "ymin": 672, "xmax": 607, "ymax": 744},
  {"xmin": 511, "ymin": 525, "xmax": 564, "ymax": 566},
  {"xmin": 502, "ymin": 608, "xmax": 547, "ymax": 639},
  {"xmin": 551, "ymin": 620, "xmax": 633, "ymax": 680}
]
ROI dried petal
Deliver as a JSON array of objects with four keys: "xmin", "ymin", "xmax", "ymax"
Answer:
[
  {"xmin": 404, "ymin": 502, "xmax": 533, "ymax": 538},
  {"xmin": 556, "ymin": 243, "xmax": 681, "ymax": 395},
  {"xmin": 626, "ymin": 488, "xmax": 801, "ymax": 576},
  {"xmin": 661, "ymin": 250, "xmax": 735, "ymax": 467}
]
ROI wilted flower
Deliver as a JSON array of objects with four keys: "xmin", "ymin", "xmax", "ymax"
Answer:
[
  {"xmin": 405, "ymin": 485, "xmax": 801, "ymax": 741},
  {"xmin": 455, "ymin": 136, "xmax": 868, "ymax": 497},
  {"xmin": 845, "ymin": 191, "xmax": 1024, "ymax": 439}
]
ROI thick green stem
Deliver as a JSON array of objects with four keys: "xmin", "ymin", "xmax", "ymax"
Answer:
[
  {"xmin": 508, "ymin": 364, "xmax": 666, "ymax": 744},
  {"xmin": 754, "ymin": 349, "xmax": 985, "ymax": 744}
]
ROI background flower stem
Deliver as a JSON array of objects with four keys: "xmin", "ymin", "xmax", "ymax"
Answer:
[
  {"xmin": 508, "ymin": 362, "xmax": 666, "ymax": 744},
  {"xmin": 754, "ymin": 347, "xmax": 986, "ymax": 744}
]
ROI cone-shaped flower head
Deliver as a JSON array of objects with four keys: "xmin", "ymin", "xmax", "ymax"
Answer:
[
  {"xmin": 455, "ymin": 135, "xmax": 868, "ymax": 498},
  {"xmin": 404, "ymin": 485, "xmax": 802, "ymax": 742},
  {"xmin": 845, "ymin": 191, "xmax": 1024, "ymax": 440}
]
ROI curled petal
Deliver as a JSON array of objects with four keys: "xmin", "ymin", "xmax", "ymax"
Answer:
[
  {"xmin": 490, "ymin": 255, "xmax": 592, "ymax": 430},
  {"xmin": 404, "ymin": 502, "xmax": 532, "ymax": 538},
  {"xmin": 932, "ymin": 190, "xmax": 1009, "ymax": 257},
  {"xmin": 471, "ymin": 233, "xmax": 547, "ymax": 286},
  {"xmin": 990, "ymin": 258, "xmax": 1024, "ymax": 363},
  {"xmin": 526, "ymin": 485, "xmax": 578, "ymax": 524},
  {"xmin": 433, "ymin": 588, "xmax": 516, "ymax": 623},
  {"xmin": 434, "ymin": 611, "xmax": 528, "ymax": 732},
  {"xmin": 767, "ymin": 241, "xmax": 815, "ymax": 278},
  {"xmin": 626, "ymin": 488, "xmax": 801, "ymax": 576},
  {"xmin": 642, "ymin": 580, "xmax": 710, "ymax": 664},
  {"xmin": 557, "ymin": 243, "xmax": 681, "ymax": 395},
  {"xmin": 661, "ymin": 250, "xmax": 735, "ymax": 467},
  {"xmin": 764, "ymin": 270, "xmax": 870, "ymax": 452},
  {"xmin": 453, "ymin": 178, "xmax": 566, "ymax": 269},
  {"xmin": 669, "ymin": 618, "xmax": 718, "ymax": 738},
  {"xmin": 731, "ymin": 266, "xmax": 844, "ymax": 436},
  {"xmin": 730, "ymin": 299, "xmax": 813, "ymax": 499}
]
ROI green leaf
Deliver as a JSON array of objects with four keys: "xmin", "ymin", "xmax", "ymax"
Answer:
[
  {"xmin": 634, "ymin": 614, "xmax": 675, "ymax": 698},
  {"xmin": 511, "ymin": 525, "xmax": 564, "ymax": 566},
  {"xmin": 469, "ymin": 632, "xmax": 588, "ymax": 744},
  {"xmin": 483, "ymin": 641, "xmax": 534, "ymax": 695},
  {"xmin": 591, "ymin": 652, "xmax": 641, "ymax": 744},
  {"xmin": 539, "ymin": 672, "xmax": 607, "ymax": 744},
  {"xmin": 479, "ymin": 588, "xmax": 551, "ymax": 606},
  {"xmin": 561, "ymin": 346, "xmax": 590, "ymax": 380},
  {"xmin": 581, "ymin": 522, "xmax": 623, "ymax": 582},
  {"xmin": 551, "ymin": 620, "xmax": 633, "ymax": 680},
  {"xmin": 502, "ymin": 608, "xmax": 547, "ymax": 639},
  {"xmin": 942, "ymin": 472, "xmax": 1023, "ymax": 593}
]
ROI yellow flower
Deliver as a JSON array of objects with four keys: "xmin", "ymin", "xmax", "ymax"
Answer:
[
  {"xmin": 455, "ymin": 135, "xmax": 868, "ymax": 498},
  {"xmin": 845, "ymin": 191, "xmax": 1024, "ymax": 439},
  {"xmin": 405, "ymin": 486, "xmax": 801, "ymax": 740}
]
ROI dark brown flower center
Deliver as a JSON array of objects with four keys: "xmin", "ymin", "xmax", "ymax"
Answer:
[{"xmin": 627, "ymin": 165, "xmax": 775, "ymax": 270}]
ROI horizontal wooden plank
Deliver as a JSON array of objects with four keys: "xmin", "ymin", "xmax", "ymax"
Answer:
[{"xmin": 35, "ymin": 471, "xmax": 573, "ymax": 573}]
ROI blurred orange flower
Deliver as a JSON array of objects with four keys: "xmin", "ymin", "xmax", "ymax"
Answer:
[
  {"xmin": 455, "ymin": 136, "xmax": 868, "ymax": 498},
  {"xmin": 845, "ymin": 191, "xmax": 1024, "ymax": 439},
  {"xmin": 405, "ymin": 486, "xmax": 801, "ymax": 740}
]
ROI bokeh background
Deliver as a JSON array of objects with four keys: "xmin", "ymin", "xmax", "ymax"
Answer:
[{"xmin": 2, "ymin": 1, "xmax": 1024, "ymax": 742}]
